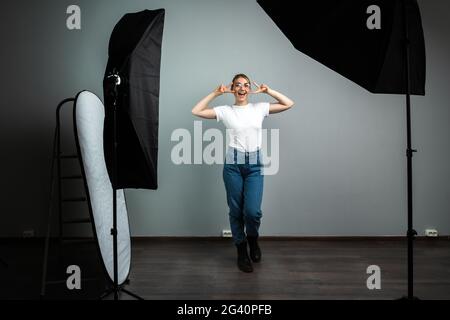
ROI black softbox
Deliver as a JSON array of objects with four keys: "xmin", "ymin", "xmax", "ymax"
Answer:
[
  {"xmin": 257, "ymin": 0, "xmax": 425, "ymax": 95},
  {"xmin": 103, "ymin": 9, "xmax": 165, "ymax": 190}
]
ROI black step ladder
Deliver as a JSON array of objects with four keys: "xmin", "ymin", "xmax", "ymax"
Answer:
[{"xmin": 40, "ymin": 98, "xmax": 96, "ymax": 298}]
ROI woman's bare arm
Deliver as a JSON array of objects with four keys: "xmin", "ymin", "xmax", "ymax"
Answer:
[
  {"xmin": 252, "ymin": 82, "xmax": 295, "ymax": 114},
  {"xmin": 192, "ymin": 84, "xmax": 233, "ymax": 119}
]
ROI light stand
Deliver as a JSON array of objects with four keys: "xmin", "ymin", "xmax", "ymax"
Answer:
[
  {"xmin": 401, "ymin": 0, "xmax": 419, "ymax": 300},
  {"xmin": 100, "ymin": 69, "xmax": 143, "ymax": 301}
]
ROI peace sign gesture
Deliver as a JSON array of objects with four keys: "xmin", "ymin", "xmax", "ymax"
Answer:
[
  {"xmin": 214, "ymin": 83, "xmax": 235, "ymax": 96},
  {"xmin": 250, "ymin": 82, "xmax": 270, "ymax": 94}
]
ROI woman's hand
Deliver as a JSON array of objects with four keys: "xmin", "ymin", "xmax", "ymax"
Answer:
[
  {"xmin": 214, "ymin": 84, "xmax": 234, "ymax": 96},
  {"xmin": 251, "ymin": 82, "xmax": 270, "ymax": 94}
]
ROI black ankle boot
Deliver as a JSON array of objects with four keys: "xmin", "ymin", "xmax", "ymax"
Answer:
[
  {"xmin": 247, "ymin": 236, "xmax": 261, "ymax": 263},
  {"xmin": 236, "ymin": 241, "xmax": 253, "ymax": 273}
]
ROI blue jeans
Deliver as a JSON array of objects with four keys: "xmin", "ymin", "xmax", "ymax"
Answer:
[{"xmin": 223, "ymin": 148, "xmax": 264, "ymax": 245}]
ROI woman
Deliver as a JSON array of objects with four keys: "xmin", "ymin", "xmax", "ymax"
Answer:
[{"xmin": 192, "ymin": 74, "xmax": 294, "ymax": 273}]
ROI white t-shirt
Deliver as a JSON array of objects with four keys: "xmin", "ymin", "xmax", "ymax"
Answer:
[{"xmin": 214, "ymin": 102, "xmax": 270, "ymax": 152}]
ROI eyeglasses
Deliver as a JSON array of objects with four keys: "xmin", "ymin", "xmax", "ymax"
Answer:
[{"xmin": 233, "ymin": 82, "xmax": 251, "ymax": 90}]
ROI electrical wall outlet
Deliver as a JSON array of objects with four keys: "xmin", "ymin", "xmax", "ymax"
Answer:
[
  {"xmin": 222, "ymin": 230, "xmax": 232, "ymax": 238},
  {"xmin": 22, "ymin": 230, "xmax": 35, "ymax": 238},
  {"xmin": 425, "ymin": 229, "xmax": 438, "ymax": 237}
]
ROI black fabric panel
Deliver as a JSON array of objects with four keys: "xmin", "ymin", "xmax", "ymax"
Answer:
[
  {"xmin": 103, "ymin": 9, "xmax": 165, "ymax": 189},
  {"xmin": 257, "ymin": 0, "xmax": 425, "ymax": 95},
  {"xmin": 375, "ymin": 0, "xmax": 426, "ymax": 94}
]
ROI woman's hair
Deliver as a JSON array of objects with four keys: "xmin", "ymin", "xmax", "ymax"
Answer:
[{"xmin": 231, "ymin": 73, "xmax": 251, "ymax": 89}]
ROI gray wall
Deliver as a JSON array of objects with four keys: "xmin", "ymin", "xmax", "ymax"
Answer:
[{"xmin": 1, "ymin": 0, "xmax": 449, "ymax": 237}]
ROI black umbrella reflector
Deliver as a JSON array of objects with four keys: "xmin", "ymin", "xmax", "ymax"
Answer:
[
  {"xmin": 104, "ymin": 9, "xmax": 165, "ymax": 189},
  {"xmin": 257, "ymin": 0, "xmax": 425, "ymax": 95}
]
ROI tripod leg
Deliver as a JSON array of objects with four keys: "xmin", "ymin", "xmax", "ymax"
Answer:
[
  {"xmin": 121, "ymin": 288, "xmax": 144, "ymax": 300},
  {"xmin": 99, "ymin": 288, "xmax": 115, "ymax": 300}
]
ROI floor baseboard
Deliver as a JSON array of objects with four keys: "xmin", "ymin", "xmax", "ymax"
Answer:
[{"xmin": 1, "ymin": 235, "xmax": 449, "ymax": 243}]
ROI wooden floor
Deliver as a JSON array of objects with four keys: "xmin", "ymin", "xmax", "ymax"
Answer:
[{"xmin": 1, "ymin": 238, "xmax": 449, "ymax": 300}]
